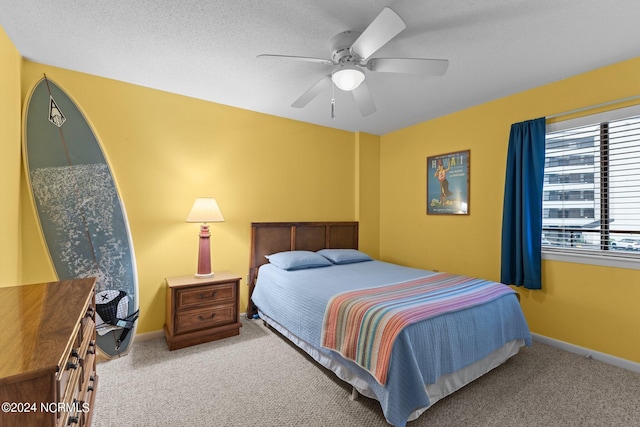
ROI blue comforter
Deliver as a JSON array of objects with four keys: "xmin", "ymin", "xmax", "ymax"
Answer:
[{"xmin": 251, "ymin": 260, "xmax": 532, "ymax": 426}]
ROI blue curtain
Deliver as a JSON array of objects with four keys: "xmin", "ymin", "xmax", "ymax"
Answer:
[{"xmin": 500, "ymin": 118, "xmax": 546, "ymax": 289}]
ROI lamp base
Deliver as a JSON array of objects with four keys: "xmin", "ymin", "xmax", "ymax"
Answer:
[
  {"xmin": 194, "ymin": 272, "xmax": 215, "ymax": 279},
  {"xmin": 195, "ymin": 224, "xmax": 214, "ymax": 278}
]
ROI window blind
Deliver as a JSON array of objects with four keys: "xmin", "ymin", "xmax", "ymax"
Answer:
[{"xmin": 543, "ymin": 105, "xmax": 640, "ymax": 257}]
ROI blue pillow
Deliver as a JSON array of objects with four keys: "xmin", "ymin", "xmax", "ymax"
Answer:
[
  {"xmin": 265, "ymin": 250, "xmax": 333, "ymax": 270},
  {"xmin": 317, "ymin": 249, "xmax": 373, "ymax": 265}
]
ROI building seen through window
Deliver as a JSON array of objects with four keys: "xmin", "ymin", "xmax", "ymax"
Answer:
[{"xmin": 543, "ymin": 112, "xmax": 640, "ymax": 255}]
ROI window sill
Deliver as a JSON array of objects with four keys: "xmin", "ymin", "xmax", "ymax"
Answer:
[{"xmin": 542, "ymin": 249, "xmax": 640, "ymax": 271}]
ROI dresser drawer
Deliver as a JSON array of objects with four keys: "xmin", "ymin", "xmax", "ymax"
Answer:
[
  {"xmin": 0, "ymin": 279, "xmax": 97, "ymax": 427},
  {"xmin": 176, "ymin": 283, "xmax": 235, "ymax": 309},
  {"xmin": 57, "ymin": 327, "xmax": 81, "ymax": 403},
  {"xmin": 80, "ymin": 305, "xmax": 95, "ymax": 343},
  {"xmin": 175, "ymin": 304, "xmax": 236, "ymax": 334}
]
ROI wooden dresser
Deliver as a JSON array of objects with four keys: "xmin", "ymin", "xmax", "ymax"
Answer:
[
  {"xmin": 0, "ymin": 278, "xmax": 98, "ymax": 427},
  {"xmin": 164, "ymin": 272, "xmax": 242, "ymax": 350}
]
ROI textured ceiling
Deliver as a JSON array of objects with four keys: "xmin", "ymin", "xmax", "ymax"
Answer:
[{"xmin": 2, "ymin": 1, "xmax": 640, "ymax": 135}]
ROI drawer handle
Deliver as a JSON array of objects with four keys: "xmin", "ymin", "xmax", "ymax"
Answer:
[
  {"xmin": 71, "ymin": 349, "xmax": 79, "ymax": 358},
  {"xmin": 200, "ymin": 291, "xmax": 216, "ymax": 299},
  {"xmin": 198, "ymin": 313, "xmax": 216, "ymax": 321},
  {"xmin": 85, "ymin": 307, "xmax": 94, "ymax": 317},
  {"xmin": 66, "ymin": 361, "xmax": 78, "ymax": 370},
  {"xmin": 67, "ymin": 400, "xmax": 80, "ymax": 425}
]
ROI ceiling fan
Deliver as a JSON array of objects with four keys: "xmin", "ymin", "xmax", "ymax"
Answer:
[{"xmin": 257, "ymin": 7, "xmax": 449, "ymax": 117}]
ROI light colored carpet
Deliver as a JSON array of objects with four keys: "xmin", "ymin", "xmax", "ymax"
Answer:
[{"xmin": 93, "ymin": 319, "xmax": 640, "ymax": 426}]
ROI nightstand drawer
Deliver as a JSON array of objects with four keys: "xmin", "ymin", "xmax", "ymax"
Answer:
[
  {"xmin": 175, "ymin": 304, "xmax": 236, "ymax": 333},
  {"xmin": 165, "ymin": 272, "xmax": 242, "ymax": 350},
  {"xmin": 176, "ymin": 283, "xmax": 235, "ymax": 309}
]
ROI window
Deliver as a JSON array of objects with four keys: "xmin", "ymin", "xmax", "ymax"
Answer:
[{"xmin": 543, "ymin": 105, "xmax": 640, "ymax": 266}]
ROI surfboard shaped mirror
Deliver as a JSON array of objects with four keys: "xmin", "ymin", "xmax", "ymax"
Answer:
[{"xmin": 23, "ymin": 76, "xmax": 139, "ymax": 359}]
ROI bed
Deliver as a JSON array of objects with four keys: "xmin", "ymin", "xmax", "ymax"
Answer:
[{"xmin": 247, "ymin": 222, "xmax": 531, "ymax": 427}]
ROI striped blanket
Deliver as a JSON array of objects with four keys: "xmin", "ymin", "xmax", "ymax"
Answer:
[{"xmin": 321, "ymin": 273, "xmax": 516, "ymax": 385}]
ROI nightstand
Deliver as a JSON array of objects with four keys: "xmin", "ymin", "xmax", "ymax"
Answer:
[{"xmin": 164, "ymin": 272, "xmax": 242, "ymax": 350}]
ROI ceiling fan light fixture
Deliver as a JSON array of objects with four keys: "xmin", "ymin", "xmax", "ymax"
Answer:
[{"xmin": 332, "ymin": 67, "xmax": 365, "ymax": 91}]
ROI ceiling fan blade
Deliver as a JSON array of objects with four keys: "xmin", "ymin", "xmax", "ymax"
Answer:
[
  {"xmin": 350, "ymin": 7, "xmax": 406, "ymax": 60},
  {"xmin": 351, "ymin": 81, "xmax": 376, "ymax": 116},
  {"xmin": 257, "ymin": 54, "xmax": 333, "ymax": 65},
  {"xmin": 291, "ymin": 75, "xmax": 332, "ymax": 108},
  {"xmin": 368, "ymin": 58, "xmax": 449, "ymax": 75}
]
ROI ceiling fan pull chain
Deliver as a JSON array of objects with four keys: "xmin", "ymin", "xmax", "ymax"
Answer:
[{"xmin": 331, "ymin": 83, "xmax": 336, "ymax": 119}]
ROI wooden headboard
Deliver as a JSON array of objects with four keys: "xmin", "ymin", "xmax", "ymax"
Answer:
[{"xmin": 246, "ymin": 221, "xmax": 359, "ymax": 318}]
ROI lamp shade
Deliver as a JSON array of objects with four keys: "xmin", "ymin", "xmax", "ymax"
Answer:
[
  {"xmin": 332, "ymin": 67, "xmax": 365, "ymax": 91},
  {"xmin": 186, "ymin": 198, "xmax": 225, "ymax": 223}
]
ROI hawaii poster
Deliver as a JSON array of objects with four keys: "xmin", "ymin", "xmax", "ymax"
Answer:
[{"xmin": 427, "ymin": 150, "xmax": 470, "ymax": 215}]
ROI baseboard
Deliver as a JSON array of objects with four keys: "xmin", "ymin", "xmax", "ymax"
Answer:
[
  {"xmin": 133, "ymin": 314, "xmax": 250, "ymax": 343},
  {"xmin": 532, "ymin": 333, "xmax": 640, "ymax": 374},
  {"xmin": 135, "ymin": 329, "xmax": 164, "ymax": 342},
  {"xmin": 132, "ymin": 329, "xmax": 640, "ymax": 374},
  {"xmin": 134, "ymin": 328, "xmax": 639, "ymax": 373}
]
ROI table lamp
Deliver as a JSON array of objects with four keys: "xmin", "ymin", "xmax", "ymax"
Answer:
[{"xmin": 186, "ymin": 198, "xmax": 224, "ymax": 278}]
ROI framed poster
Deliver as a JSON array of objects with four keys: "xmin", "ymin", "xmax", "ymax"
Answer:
[{"xmin": 427, "ymin": 150, "xmax": 470, "ymax": 215}]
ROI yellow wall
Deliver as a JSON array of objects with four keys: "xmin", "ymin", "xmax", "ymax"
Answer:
[
  {"xmin": 355, "ymin": 132, "xmax": 381, "ymax": 258},
  {"xmin": 5, "ymin": 21, "xmax": 638, "ymax": 363},
  {"xmin": 19, "ymin": 62, "xmax": 364, "ymax": 334},
  {"xmin": 380, "ymin": 57, "xmax": 640, "ymax": 363},
  {"xmin": 0, "ymin": 26, "xmax": 21, "ymax": 286}
]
